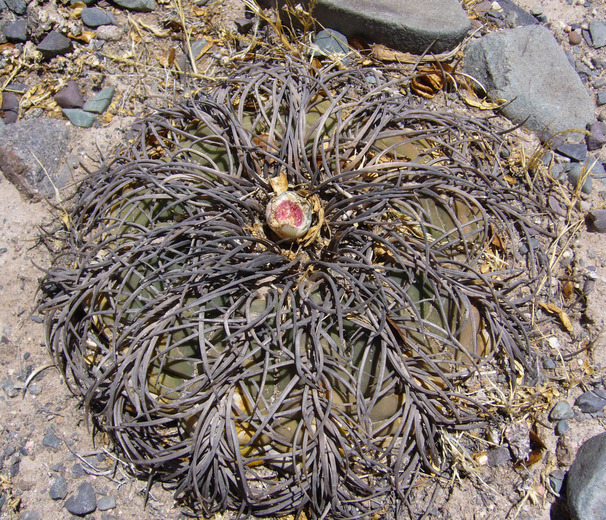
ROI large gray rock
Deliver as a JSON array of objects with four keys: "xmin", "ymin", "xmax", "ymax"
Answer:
[
  {"xmin": 567, "ymin": 432, "xmax": 606, "ymax": 520},
  {"xmin": 0, "ymin": 118, "xmax": 72, "ymax": 199},
  {"xmin": 271, "ymin": 0, "xmax": 470, "ymax": 54},
  {"xmin": 465, "ymin": 25, "xmax": 594, "ymax": 140}
]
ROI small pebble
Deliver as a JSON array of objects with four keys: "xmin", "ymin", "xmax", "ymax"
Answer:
[
  {"xmin": 82, "ymin": 87, "xmax": 115, "ymax": 114},
  {"xmin": 42, "ymin": 428, "xmax": 61, "ymax": 449},
  {"xmin": 110, "ymin": 0, "xmax": 157, "ymax": 12},
  {"xmin": 4, "ymin": 0, "xmax": 26, "ymax": 14},
  {"xmin": 575, "ymin": 388, "xmax": 606, "ymax": 413},
  {"xmin": 97, "ymin": 495, "xmax": 116, "ymax": 511},
  {"xmin": 312, "ymin": 29, "xmax": 349, "ymax": 57},
  {"xmin": 234, "ymin": 17, "xmax": 254, "ymax": 34},
  {"xmin": 49, "ymin": 477, "xmax": 68, "ymax": 500},
  {"xmin": 54, "ymin": 81, "xmax": 84, "ymax": 109},
  {"xmin": 549, "ymin": 401, "xmax": 575, "ymax": 421},
  {"xmin": 585, "ymin": 209, "xmax": 606, "ymax": 233},
  {"xmin": 4, "ymin": 20, "xmax": 28, "ymax": 43},
  {"xmin": 10, "ymin": 460, "xmax": 20, "ymax": 477},
  {"xmin": 567, "ymin": 162, "xmax": 593, "ymax": 194},
  {"xmin": 51, "ymin": 461, "xmax": 64, "ymax": 472},
  {"xmin": 555, "ymin": 419, "xmax": 569, "ymax": 435},
  {"xmin": 556, "ymin": 142, "xmax": 588, "ymax": 162},
  {"xmin": 72, "ymin": 462, "xmax": 86, "ymax": 478},
  {"xmin": 542, "ymin": 358, "xmax": 556, "ymax": 370},
  {"xmin": 2, "ymin": 379, "xmax": 19, "ymax": 398},
  {"xmin": 62, "ymin": 108, "xmax": 97, "ymax": 128},
  {"xmin": 64, "ymin": 482, "xmax": 96, "ymax": 516},
  {"xmin": 486, "ymin": 447, "xmax": 512, "ymax": 466},
  {"xmin": 37, "ymin": 31, "xmax": 73, "ymax": 60},
  {"xmin": 569, "ymin": 30, "xmax": 582, "ymax": 45},
  {"xmin": 81, "ymin": 7, "xmax": 117, "ymax": 28},
  {"xmin": 586, "ymin": 121, "xmax": 606, "ymax": 150},
  {"xmin": 550, "ymin": 162, "xmax": 567, "ymax": 181},
  {"xmin": 589, "ymin": 20, "xmax": 606, "ymax": 49},
  {"xmin": 95, "ymin": 26, "xmax": 123, "ymax": 41},
  {"xmin": 548, "ymin": 469, "xmax": 566, "ymax": 495},
  {"xmin": 1, "ymin": 91, "xmax": 20, "ymax": 124},
  {"xmin": 20, "ymin": 512, "xmax": 40, "ymax": 520},
  {"xmin": 598, "ymin": 91, "xmax": 606, "ymax": 106},
  {"xmin": 519, "ymin": 237, "xmax": 540, "ymax": 255}
]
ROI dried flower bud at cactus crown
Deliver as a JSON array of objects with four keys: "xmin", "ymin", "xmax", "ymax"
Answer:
[{"xmin": 266, "ymin": 191, "xmax": 312, "ymax": 240}]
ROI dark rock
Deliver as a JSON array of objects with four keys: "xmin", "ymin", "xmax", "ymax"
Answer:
[
  {"xmin": 490, "ymin": 0, "xmax": 538, "ymax": 28},
  {"xmin": 42, "ymin": 428, "xmax": 61, "ymax": 449},
  {"xmin": 4, "ymin": 19, "xmax": 27, "ymax": 42},
  {"xmin": 465, "ymin": 26, "xmax": 594, "ymax": 140},
  {"xmin": 586, "ymin": 159, "xmax": 606, "ymax": 178},
  {"xmin": 97, "ymin": 495, "xmax": 116, "ymax": 511},
  {"xmin": 54, "ymin": 81, "xmax": 84, "ymax": 109},
  {"xmin": 551, "ymin": 162, "xmax": 567, "ymax": 181},
  {"xmin": 589, "ymin": 20, "xmax": 606, "ymax": 49},
  {"xmin": 62, "ymin": 108, "xmax": 96, "ymax": 128},
  {"xmin": 575, "ymin": 388, "xmax": 606, "ymax": 413},
  {"xmin": 1, "ymin": 91, "xmax": 20, "ymax": 124},
  {"xmin": 176, "ymin": 37, "xmax": 210, "ymax": 70},
  {"xmin": 0, "ymin": 118, "xmax": 72, "ymax": 199},
  {"xmin": 20, "ymin": 512, "xmax": 40, "ymax": 520},
  {"xmin": 542, "ymin": 358, "xmax": 557, "ymax": 369},
  {"xmin": 110, "ymin": 0, "xmax": 156, "ymax": 12},
  {"xmin": 82, "ymin": 87, "xmax": 115, "ymax": 114},
  {"xmin": 519, "ymin": 237, "xmax": 539, "ymax": 255},
  {"xmin": 583, "ymin": 28, "xmax": 594, "ymax": 47},
  {"xmin": 1, "ymin": 378, "xmax": 18, "ymax": 398},
  {"xmin": 71, "ymin": 462, "xmax": 86, "ymax": 478},
  {"xmin": 4, "ymin": 0, "xmax": 26, "ymax": 15},
  {"xmin": 234, "ymin": 17, "xmax": 254, "ymax": 34},
  {"xmin": 548, "ymin": 469, "xmax": 566, "ymax": 495},
  {"xmin": 269, "ymin": 0, "xmax": 470, "ymax": 54},
  {"xmin": 486, "ymin": 447, "xmax": 512, "ymax": 466},
  {"xmin": 64, "ymin": 482, "xmax": 96, "ymax": 516},
  {"xmin": 587, "ymin": 209, "xmax": 606, "ymax": 233},
  {"xmin": 37, "ymin": 31, "xmax": 73, "ymax": 60},
  {"xmin": 49, "ymin": 477, "xmax": 68, "ymax": 500},
  {"xmin": 81, "ymin": 8, "xmax": 117, "ymax": 28},
  {"xmin": 549, "ymin": 401, "xmax": 575, "ymax": 421},
  {"xmin": 556, "ymin": 142, "xmax": 587, "ymax": 162},
  {"xmin": 586, "ymin": 122, "xmax": 606, "ymax": 150},
  {"xmin": 312, "ymin": 28, "xmax": 349, "ymax": 56},
  {"xmin": 567, "ymin": 432, "xmax": 606, "ymax": 520},
  {"xmin": 597, "ymin": 91, "xmax": 606, "ymax": 106},
  {"xmin": 10, "ymin": 459, "xmax": 20, "ymax": 477},
  {"xmin": 555, "ymin": 420, "xmax": 569, "ymax": 436},
  {"xmin": 567, "ymin": 162, "xmax": 593, "ymax": 194}
]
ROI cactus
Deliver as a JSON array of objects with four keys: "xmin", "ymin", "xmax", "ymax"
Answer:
[{"xmin": 41, "ymin": 60, "xmax": 559, "ymax": 519}]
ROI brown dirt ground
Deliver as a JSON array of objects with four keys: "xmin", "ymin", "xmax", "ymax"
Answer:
[{"xmin": 1, "ymin": 1, "xmax": 606, "ymax": 519}]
